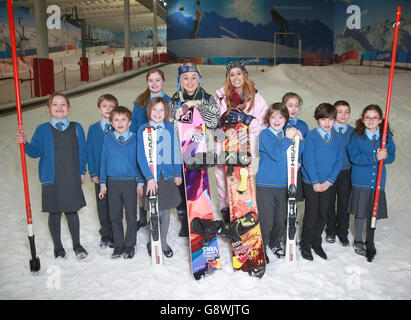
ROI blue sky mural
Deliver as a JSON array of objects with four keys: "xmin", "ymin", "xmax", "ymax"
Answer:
[{"xmin": 334, "ymin": 0, "xmax": 411, "ymax": 36}]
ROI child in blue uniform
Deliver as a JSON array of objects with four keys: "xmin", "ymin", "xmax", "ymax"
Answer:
[
  {"xmin": 325, "ymin": 100, "xmax": 354, "ymax": 246},
  {"xmin": 347, "ymin": 104, "xmax": 395, "ymax": 258},
  {"xmin": 15, "ymin": 92, "xmax": 88, "ymax": 260},
  {"xmin": 87, "ymin": 94, "xmax": 118, "ymax": 248},
  {"xmin": 136, "ymin": 97, "xmax": 182, "ymax": 258},
  {"xmin": 99, "ymin": 106, "xmax": 141, "ymax": 259},
  {"xmin": 256, "ymin": 103, "xmax": 303, "ymax": 263},
  {"xmin": 130, "ymin": 68, "xmax": 171, "ymax": 230},
  {"xmin": 300, "ymin": 103, "xmax": 342, "ymax": 261}
]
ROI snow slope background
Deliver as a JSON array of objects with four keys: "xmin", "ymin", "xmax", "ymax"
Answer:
[{"xmin": 0, "ymin": 63, "xmax": 410, "ymax": 300}]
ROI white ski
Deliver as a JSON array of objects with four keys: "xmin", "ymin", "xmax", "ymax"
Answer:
[
  {"xmin": 143, "ymin": 126, "xmax": 163, "ymax": 266},
  {"xmin": 285, "ymin": 135, "xmax": 300, "ymax": 262}
]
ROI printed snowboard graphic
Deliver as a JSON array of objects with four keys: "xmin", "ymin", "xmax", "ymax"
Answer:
[
  {"xmin": 176, "ymin": 104, "xmax": 221, "ymax": 280},
  {"xmin": 221, "ymin": 114, "xmax": 266, "ymax": 278}
]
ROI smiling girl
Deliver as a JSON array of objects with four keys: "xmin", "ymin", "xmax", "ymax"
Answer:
[
  {"xmin": 15, "ymin": 92, "xmax": 88, "ymax": 260},
  {"xmin": 347, "ymin": 104, "xmax": 395, "ymax": 259},
  {"xmin": 137, "ymin": 97, "xmax": 182, "ymax": 258}
]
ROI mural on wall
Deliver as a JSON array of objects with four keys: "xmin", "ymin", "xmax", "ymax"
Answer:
[
  {"xmin": 167, "ymin": 0, "xmax": 411, "ymax": 65},
  {"xmin": 167, "ymin": 0, "xmax": 335, "ymax": 62},
  {"xmin": 334, "ymin": 0, "xmax": 411, "ymax": 54}
]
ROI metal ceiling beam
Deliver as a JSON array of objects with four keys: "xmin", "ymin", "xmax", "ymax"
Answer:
[
  {"xmin": 10, "ymin": 0, "xmax": 167, "ymax": 32},
  {"xmin": 135, "ymin": 0, "xmax": 167, "ymax": 21}
]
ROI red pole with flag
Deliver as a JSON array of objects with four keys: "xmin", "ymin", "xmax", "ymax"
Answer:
[
  {"xmin": 7, "ymin": 0, "xmax": 41, "ymax": 272},
  {"xmin": 367, "ymin": 6, "xmax": 401, "ymax": 262}
]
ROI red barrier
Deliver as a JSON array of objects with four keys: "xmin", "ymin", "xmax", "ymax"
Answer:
[
  {"xmin": 80, "ymin": 57, "xmax": 89, "ymax": 82},
  {"xmin": 33, "ymin": 58, "xmax": 54, "ymax": 97},
  {"xmin": 123, "ymin": 57, "xmax": 133, "ymax": 71},
  {"xmin": 159, "ymin": 53, "xmax": 169, "ymax": 63}
]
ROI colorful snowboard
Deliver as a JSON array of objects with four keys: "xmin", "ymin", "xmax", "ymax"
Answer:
[
  {"xmin": 221, "ymin": 116, "xmax": 266, "ymax": 278},
  {"xmin": 176, "ymin": 104, "xmax": 221, "ymax": 280}
]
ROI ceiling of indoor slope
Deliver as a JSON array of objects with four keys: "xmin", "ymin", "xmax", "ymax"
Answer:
[{"xmin": 11, "ymin": 0, "xmax": 167, "ymax": 32}]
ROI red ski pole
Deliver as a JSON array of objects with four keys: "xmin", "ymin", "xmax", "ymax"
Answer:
[
  {"xmin": 7, "ymin": 0, "xmax": 41, "ymax": 273},
  {"xmin": 367, "ymin": 6, "xmax": 401, "ymax": 262}
]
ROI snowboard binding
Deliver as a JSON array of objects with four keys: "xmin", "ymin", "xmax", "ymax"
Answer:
[{"xmin": 191, "ymin": 211, "xmax": 259, "ymax": 244}]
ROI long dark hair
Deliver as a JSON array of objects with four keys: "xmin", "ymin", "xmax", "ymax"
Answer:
[{"xmin": 354, "ymin": 104, "xmax": 393, "ymax": 138}]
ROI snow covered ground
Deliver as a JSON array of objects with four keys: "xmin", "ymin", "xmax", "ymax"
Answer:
[{"xmin": 0, "ymin": 63, "xmax": 410, "ymax": 300}]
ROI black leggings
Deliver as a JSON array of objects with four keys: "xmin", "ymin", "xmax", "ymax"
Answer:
[{"xmin": 48, "ymin": 212, "xmax": 80, "ymax": 250}]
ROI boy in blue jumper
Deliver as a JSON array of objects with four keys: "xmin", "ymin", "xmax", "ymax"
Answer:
[
  {"xmin": 256, "ymin": 103, "xmax": 303, "ymax": 263},
  {"xmin": 300, "ymin": 103, "xmax": 342, "ymax": 261},
  {"xmin": 87, "ymin": 94, "xmax": 118, "ymax": 248},
  {"xmin": 15, "ymin": 92, "xmax": 88, "ymax": 260},
  {"xmin": 98, "ymin": 106, "xmax": 142, "ymax": 259},
  {"xmin": 325, "ymin": 100, "xmax": 354, "ymax": 246}
]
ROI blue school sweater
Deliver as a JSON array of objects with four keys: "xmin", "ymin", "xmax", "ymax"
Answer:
[
  {"xmin": 301, "ymin": 128, "xmax": 342, "ymax": 186},
  {"xmin": 130, "ymin": 93, "xmax": 171, "ymax": 133},
  {"xmin": 137, "ymin": 121, "xmax": 182, "ymax": 183},
  {"xmin": 347, "ymin": 132, "xmax": 395, "ymax": 191},
  {"xmin": 24, "ymin": 122, "xmax": 87, "ymax": 186},
  {"xmin": 285, "ymin": 117, "xmax": 309, "ymax": 138},
  {"xmin": 99, "ymin": 132, "xmax": 143, "ymax": 185},
  {"xmin": 87, "ymin": 121, "xmax": 112, "ymax": 179},
  {"xmin": 333, "ymin": 124, "xmax": 354, "ymax": 171},
  {"xmin": 256, "ymin": 128, "xmax": 304, "ymax": 188}
]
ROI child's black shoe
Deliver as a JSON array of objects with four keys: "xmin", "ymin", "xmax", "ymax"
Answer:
[
  {"xmin": 99, "ymin": 236, "xmax": 114, "ymax": 248},
  {"xmin": 353, "ymin": 241, "xmax": 366, "ymax": 256},
  {"xmin": 300, "ymin": 246, "xmax": 313, "ymax": 261},
  {"xmin": 270, "ymin": 246, "xmax": 285, "ymax": 259},
  {"xmin": 54, "ymin": 248, "xmax": 66, "ymax": 259},
  {"xmin": 123, "ymin": 247, "xmax": 135, "ymax": 259},
  {"xmin": 312, "ymin": 245, "xmax": 327, "ymax": 260},
  {"xmin": 163, "ymin": 246, "xmax": 173, "ymax": 258},
  {"xmin": 111, "ymin": 247, "xmax": 124, "ymax": 259},
  {"xmin": 74, "ymin": 245, "xmax": 88, "ymax": 260}
]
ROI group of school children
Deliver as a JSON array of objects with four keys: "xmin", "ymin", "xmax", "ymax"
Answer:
[{"xmin": 15, "ymin": 61, "xmax": 396, "ymax": 266}]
